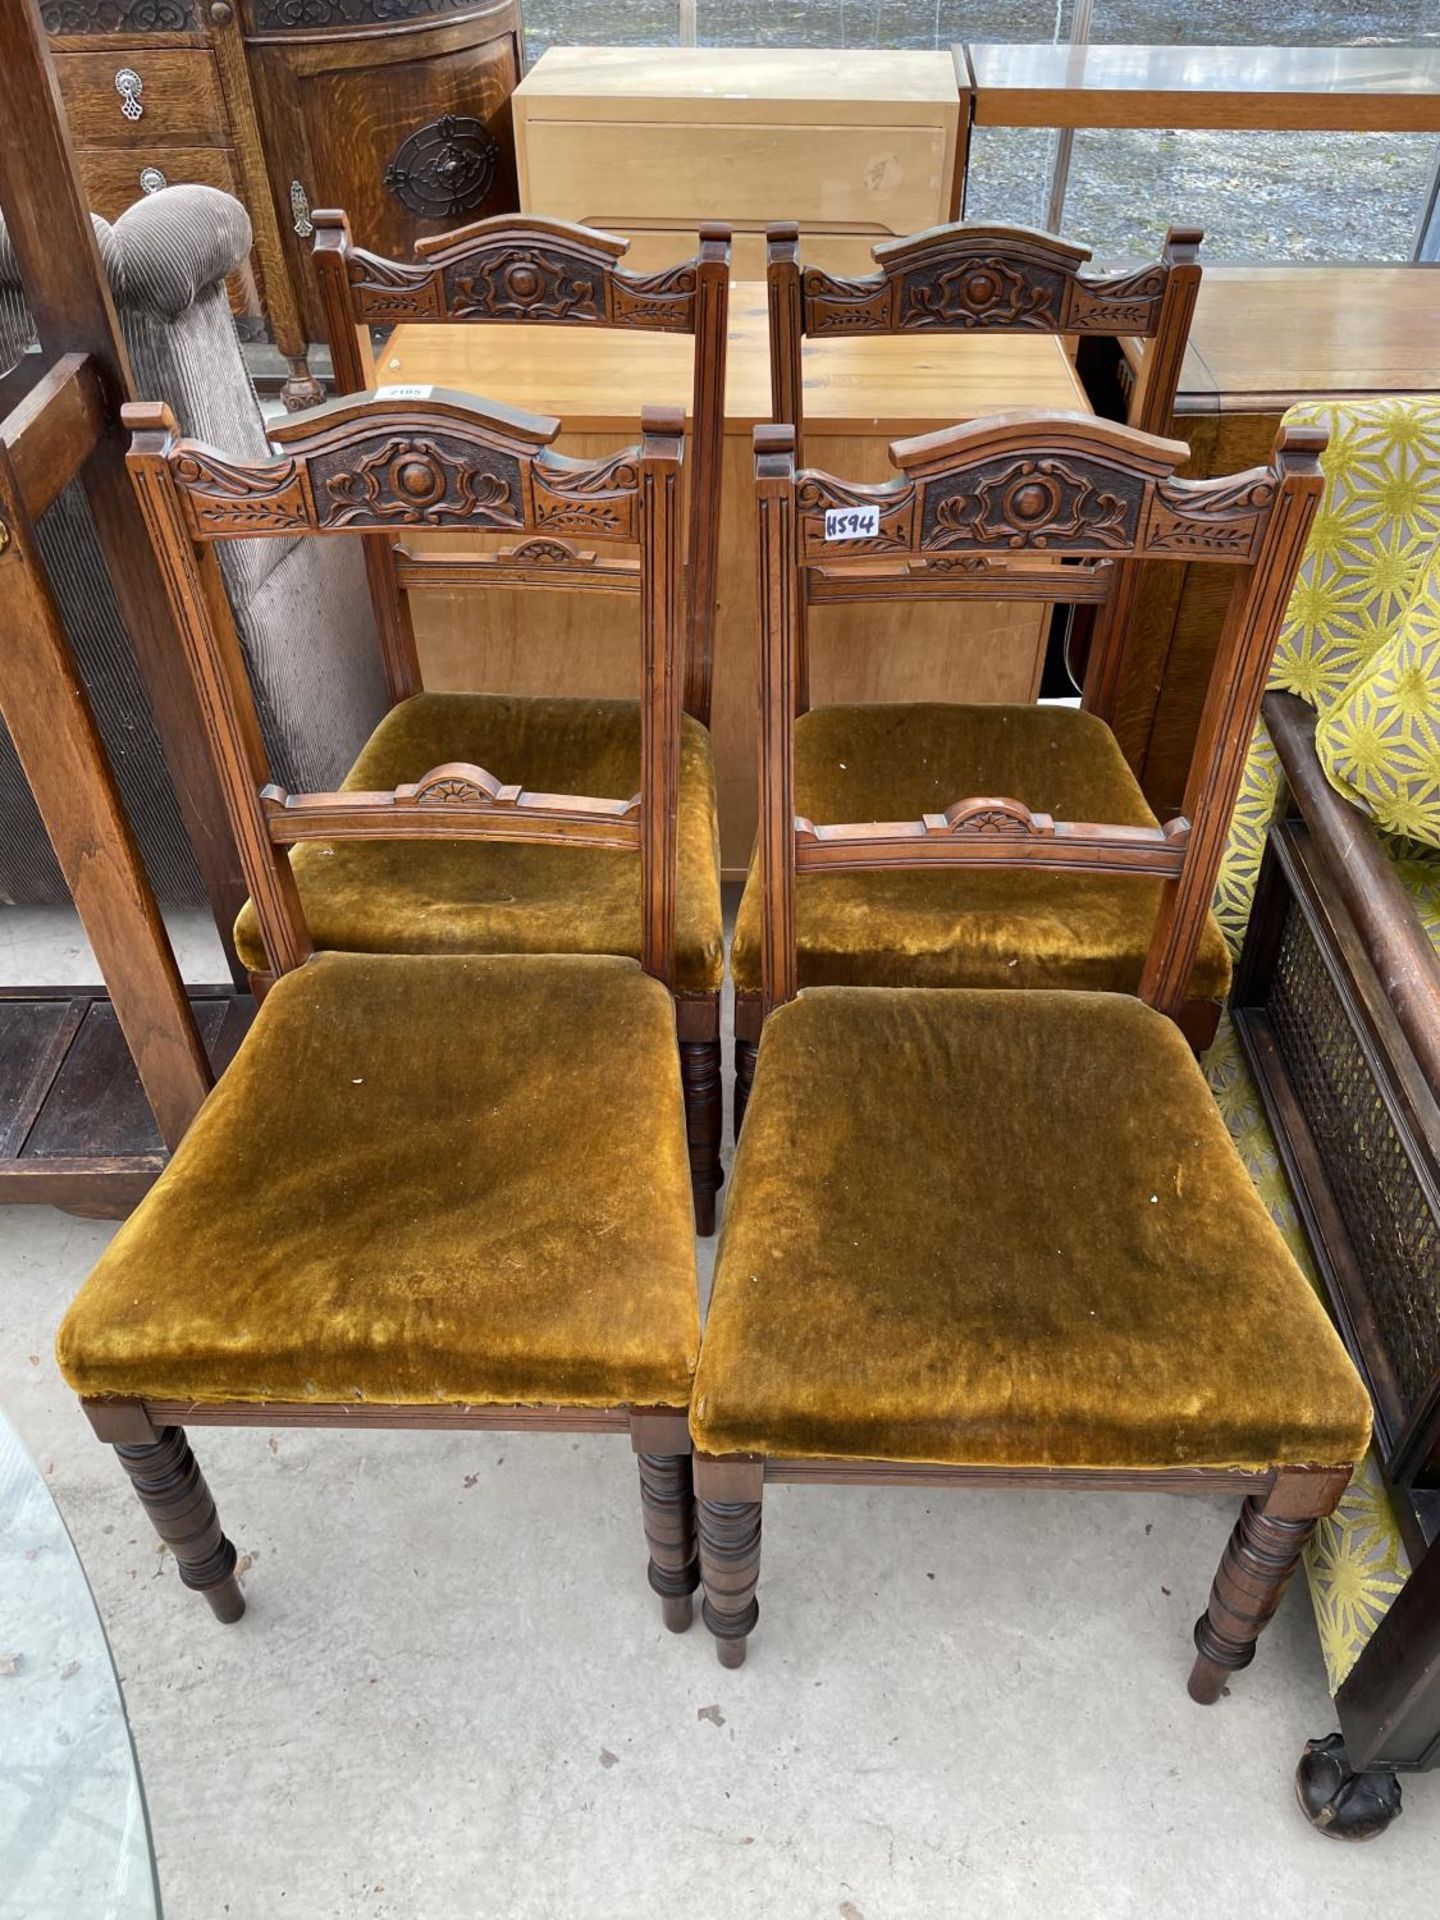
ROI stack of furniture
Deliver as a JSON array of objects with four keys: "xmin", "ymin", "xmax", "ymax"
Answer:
[
  {"xmin": 511, "ymin": 48, "xmax": 963, "ymax": 282},
  {"xmin": 45, "ymin": 0, "xmax": 526, "ymax": 403}
]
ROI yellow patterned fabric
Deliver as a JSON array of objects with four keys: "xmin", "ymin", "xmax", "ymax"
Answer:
[
  {"xmin": 1317, "ymin": 548, "xmax": 1440, "ymax": 850},
  {"xmin": 1213, "ymin": 399, "xmax": 1440, "ymax": 947},
  {"xmin": 1203, "ymin": 1017, "xmax": 1412, "ymax": 1694},
  {"xmin": 1393, "ymin": 839, "xmax": 1440, "ymax": 953}
]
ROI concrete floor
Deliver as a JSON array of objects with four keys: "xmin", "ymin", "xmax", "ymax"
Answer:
[{"xmin": 2, "ymin": 907, "xmax": 1438, "ymax": 1918}]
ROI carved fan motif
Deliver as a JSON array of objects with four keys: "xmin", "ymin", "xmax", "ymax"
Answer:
[
  {"xmin": 171, "ymin": 450, "xmax": 310, "ymax": 534},
  {"xmin": 321, "ymin": 437, "xmax": 517, "ymax": 528},
  {"xmin": 448, "ymin": 248, "xmax": 603, "ymax": 323},
  {"xmin": 925, "ymin": 457, "xmax": 1136, "ymax": 551}
]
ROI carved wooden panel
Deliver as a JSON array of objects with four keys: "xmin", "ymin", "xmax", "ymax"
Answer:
[
  {"xmin": 1143, "ymin": 470, "xmax": 1276, "ymax": 561},
  {"xmin": 247, "ymin": 0, "xmax": 475, "ymax": 26},
  {"xmin": 799, "ymin": 232, "xmax": 1176, "ymax": 340},
  {"xmin": 43, "ymin": 0, "xmax": 199, "ymax": 29},
  {"xmin": 342, "ymin": 227, "xmax": 702, "ymax": 335},
  {"xmin": 920, "ymin": 454, "xmax": 1146, "ymax": 553},
  {"xmin": 309, "ymin": 431, "xmax": 522, "ymax": 530}
]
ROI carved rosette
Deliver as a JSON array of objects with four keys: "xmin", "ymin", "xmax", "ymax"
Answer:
[
  {"xmin": 898, "ymin": 257, "xmax": 1062, "ymax": 332},
  {"xmin": 922, "ymin": 456, "xmax": 1140, "ymax": 552},
  {"xmin": 931, "ymin": 798, "xmax": 1056, "ymax": 837},
  {"xmin": 384, "ymin": 115, "xmax": 499, "ymax": 222},
  {"xmin": 314, "ymin": 435, "xmax": 522, "ymax": 530},
  {"xmin": 446, "ymin": 246, "xmax": 604, "ymax": 324}
]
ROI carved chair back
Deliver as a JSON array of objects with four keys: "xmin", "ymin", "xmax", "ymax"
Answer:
[
  {"xmin": 312, "ymin": 210, "xmax": 730, "ymax": 728},
  {"xmin": 125, "ymin": 389, "xmax": 686, "ymax": 990},
  {"xmin": 767, "ymin": 220, "xmax": 1202, "ymax": 717},
  {"xmin": 752, "ymin": 412, "xmax": 1324, "ymax": 1025}
]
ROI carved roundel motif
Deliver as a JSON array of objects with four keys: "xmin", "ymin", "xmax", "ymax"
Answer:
[{"xmin": 383, "ymin": 114, "xmax": 499, "ymax": 221}]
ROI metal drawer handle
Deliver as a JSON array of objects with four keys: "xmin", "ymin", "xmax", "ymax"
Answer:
[
  {"xmin": 290, "ymin": 179, "xmax": 314, "ymax": 238},
  {"xmin": 140, "ymin": 167, "xmax": 168, "ymax": 195},
  {"xmin": 115, "ymin": 68, "xmax": 145, "ymax": 122}
]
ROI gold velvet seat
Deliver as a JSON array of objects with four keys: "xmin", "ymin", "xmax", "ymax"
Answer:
[
  {"xmin": 235, "ymin": 693, "xmax": 724, "ymax": 996},
  {"xmin": 59, "ymin": 952, "xmax": 700, "ymax": 1411},
  {"xmin": 731, "ymin": 703, "xmax": 1231, "ymax": 999},
  {"xmin": 692, "ymin": 988, "xmax": 1369, "ymax": 1473}
]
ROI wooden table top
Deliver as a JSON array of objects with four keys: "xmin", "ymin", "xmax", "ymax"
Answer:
[
  {"xmin": 966, "ymin": 41, "xmax": 1440, "ymax": 131},
  {"xmin": 383, "ymin": 282, "xmax": 1090, "ymax": 437},
  {"xmin": 1134, "ymin": 267, "xmax": 1440, "ymax": 404}
]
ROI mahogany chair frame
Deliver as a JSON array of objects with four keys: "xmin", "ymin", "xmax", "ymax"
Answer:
[
  {"xmin": 694, "ymin": 413, "xmax": 1351, "ymax": 1698},
  {"xmin": 764, "ymin": 216, "xmax": 1201, "ymax": 721},
  {"xmin": 80, "ymin": 388, "xmax": 699, "ymax": 1635},
  {"xmin": 730, "ymin": 362, "xmax": 1251, "ymax": 1125},
  {"xmin": 306, "ymin": 208, "xmax": 731, "ymax": 1231}
]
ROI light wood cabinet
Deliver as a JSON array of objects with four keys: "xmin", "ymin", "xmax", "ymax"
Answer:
[{"xmin": 513, "ymin": 47, "xmax": 965, "ymax": 282}]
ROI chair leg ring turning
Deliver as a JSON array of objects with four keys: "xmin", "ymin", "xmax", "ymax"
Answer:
[
  {"xmin": 698, "ymin": 1495, "xmax": 762, "ymax": 1667},
  {"xmin": 637, "ymin": 1451, "xmax": 700, "ymax": 1632},
  {"xmin": 1188, "ymin": 1496, "xmax": 1313, "ymax": 1704},
  {"xmin": 114, "ymin": 1425, "xmax": 246, "ymax": 1624}
]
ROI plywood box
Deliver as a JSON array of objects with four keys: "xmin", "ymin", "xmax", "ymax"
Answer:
[{"xmin": 513, "ymin": 46, "xmax": 964, "ymax": 280}]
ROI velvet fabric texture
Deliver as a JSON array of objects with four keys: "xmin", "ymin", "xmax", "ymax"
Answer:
[
  {"xmin": 57, "ymin": 953, "xmax": 700, "ymax": 1409},
  {"xmin": 235, "ymin": 694, "xmax": 724, "ymax": 993},
  {"xmin": 692, "ymin": 988, "xmax": 1370, "ymax": 1470},
  {"xmin": 731, "ymin": 704, "xmax": 1231, "ymax": 998}
]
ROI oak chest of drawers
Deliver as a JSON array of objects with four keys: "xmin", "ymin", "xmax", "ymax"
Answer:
[
  {"xmin": 513, "ymin": 46, "xmax": 964, "ymax": 281},
  {"xmin": 45, "ymin": 0, "xmax": 525, "ymax": 406}
]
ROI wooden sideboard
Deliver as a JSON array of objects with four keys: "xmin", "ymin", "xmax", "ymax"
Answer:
[
  {"xmin": 512, "ymin": 48, "xmax": 964, "ymax": 282},
  {"xmin": 45, "ymin": 0, "xmax": 524, "ymax": 404},
  {"xmin": 378, "ymin": 283, "xmax": 1087, "ymax": 871},
  {"xmin": 1117, "ymin": 266, "xmax": 1440, "ymax": 814}
]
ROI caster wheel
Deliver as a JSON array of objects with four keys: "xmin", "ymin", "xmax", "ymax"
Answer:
[{"xmin": 1295, "ymin": 1733, "xmax": 1402, "ymax": 1840}]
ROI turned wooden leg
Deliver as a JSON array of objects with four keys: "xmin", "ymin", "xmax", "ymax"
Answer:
[
  {"xmin": 733, "ymin": 1039, "xmax": 759, "ymax": 1141},
  {"xmin": 1189, "ymin": 1494, "xmax": 1318, "ymax": 1703},
  {"xmin": 637, "ymin": 1450, "xmax": 699, "ymax": 1632},
  {"xmin": 696, "ymin": 1461, "xmax": 763, "ymax": 1668},
  {"xmin": 114, "ymin": 1426, "xmax": 245, "ymax": 1624},
  {"xmin": 679, "ymin": 1037, "xmax": 724, "ymax": 1236},
  {"xmin": 280, "ymin": 356, "xmax": 325, "ymax": 412}
]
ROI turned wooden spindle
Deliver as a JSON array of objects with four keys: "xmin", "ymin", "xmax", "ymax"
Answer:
[{"xmin": 114, "ymin": 1426, "xmax": 245, "ymax": 1624}]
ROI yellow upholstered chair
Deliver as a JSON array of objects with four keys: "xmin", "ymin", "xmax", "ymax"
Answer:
[
  {"xmin": 54, "ymin": 391, "xmax": 702, "ymax": 1637},
  {"xmin": 231, "ymin": 211, "xmax": 730, "ymax": 1230},
  {"xmin": 689, "ymin": 416, "xmax": 1370, "ymax": 1707},
  {"xmin": 732, "ymin": 220, "xmax": 1213, "ymax": 1125}
]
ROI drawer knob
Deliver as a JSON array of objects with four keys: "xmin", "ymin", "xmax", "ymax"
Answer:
[
  {"xmin": 115, "ymin": 68, "xmax": 145, "ymax": 123},
  {"xmin": 140, "ymin": 167, "xmax": 168, "ymax": 196},
  {"xmin": 290, "ymin": 180, "xmax": 314, "ymax": 238},
  {"xmin": 210, "ymin": 2, "xmax": 234, "ymax": 20}
]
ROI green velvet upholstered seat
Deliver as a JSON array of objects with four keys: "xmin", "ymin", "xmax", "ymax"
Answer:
[
  {"xmin": 692, "ymin": 988, "xmax": 1369, "ymax": 1470},
  {"xmin": 730, "ymin": 703, "xmax": 1231, "ymax": 999},
  {"xmin": 234, "ymin": 693, "xmax": 724, "ymax": 994},
  {"xmin": 58, "ymin": 952, "xmax": 700, "ymax": 1410}
]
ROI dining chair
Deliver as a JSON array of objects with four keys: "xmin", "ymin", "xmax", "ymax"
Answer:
[
  {"xmin": 687, "ymin": 414, "xmax": 1371, "ymax": 1704},
  {"xmin": 253, "ymin": 209, "xmax": 731, "ymax": 1229},
  {"xmin": 54, "ymin": 390, "xmax": 702, "ymax": 1639},
  {"xmin": 730, "ymin": 220, "xmax": 1205, "ymax": 1126}
]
